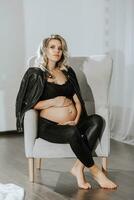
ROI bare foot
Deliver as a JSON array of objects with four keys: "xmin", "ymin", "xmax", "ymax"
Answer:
[
  {"xmin": 70, "ymin": 166, "xmax": 91, "ymax": 189},
  {"xmin": 90, "ymin": 165, "xmax": 117, "ymax": 189}
]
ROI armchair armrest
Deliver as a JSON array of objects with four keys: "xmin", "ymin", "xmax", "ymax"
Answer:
[
  {"xmin": 24, "ymin": 109, "xmax": 38, "ymax": 157},
  {"xmin": 95, "ymin": 106, "xmax": 110, "ymax": 156}
]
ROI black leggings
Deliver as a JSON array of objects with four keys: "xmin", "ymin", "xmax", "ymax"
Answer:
[{"xmin": 38, "ymin": 114, "xmax": 105, "ymax": 168}]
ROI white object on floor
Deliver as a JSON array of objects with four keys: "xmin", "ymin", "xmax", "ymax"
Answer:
[{"xmin": 0, "ymin": 183, "xmax": 24, "ymax": 200}]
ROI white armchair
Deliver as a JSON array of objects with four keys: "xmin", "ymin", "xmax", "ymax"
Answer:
[{"xmin": 24, "ymin": 55, "xmax": 113, "ymax": 182}]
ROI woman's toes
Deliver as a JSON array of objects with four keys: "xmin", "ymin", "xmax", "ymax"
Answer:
[
  {"xmin": 79, "ymin": 183, "xmax": 90, "ymax": 190},
  {"xmin": 94, "ymin": 173, "xmax": 117, "ymax": 189},
  {"xmin": 102, "ymin": 181, "xmax": 117, "ymax": 189},
  {"xmin": 85, "ymin": 182, "xmax": 92, "ymax": 189}
]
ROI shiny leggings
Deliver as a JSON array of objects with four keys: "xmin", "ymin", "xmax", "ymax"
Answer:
[{"xmin": 38, "ymin": 114, "xmax": 105, "ymax": 168}]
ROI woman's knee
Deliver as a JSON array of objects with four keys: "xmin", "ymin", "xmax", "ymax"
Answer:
[
  {"xmin": 67, "ymin": 126, "xmax": 79, "ymax": 139},
  {"xmin": 89, "ymin": 114, "xmax": 105, "ymax": 129}
]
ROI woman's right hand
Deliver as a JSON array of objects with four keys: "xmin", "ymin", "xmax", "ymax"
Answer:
[{"xmin": 53, "ymin": 96, "xmax": 73, "ymax": 107}]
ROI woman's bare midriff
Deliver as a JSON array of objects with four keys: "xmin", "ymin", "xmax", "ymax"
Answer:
[{"xmin": 40, "ymin": 100, "xmax": 77, "ymax": 123}]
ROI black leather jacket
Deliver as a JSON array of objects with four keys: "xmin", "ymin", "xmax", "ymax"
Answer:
[{"xmin": 15, "ymin": 66, "xmax": 88, "ymax": 132}]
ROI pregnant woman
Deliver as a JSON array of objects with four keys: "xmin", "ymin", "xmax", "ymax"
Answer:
[{"xmin": 16, "ymin": 34, "xmax": 117, "ymax": 190}]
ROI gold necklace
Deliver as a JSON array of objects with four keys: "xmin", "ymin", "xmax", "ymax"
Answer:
[{"xmin": 45, "ymin": 67, "xmax": 56, "ymax": 79}]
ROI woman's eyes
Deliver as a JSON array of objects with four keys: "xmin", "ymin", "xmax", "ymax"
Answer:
[
  {"xmin": 50, "ymin": 46, "xmax": 62, "ymax": 50},
  {"xmin": 50, "ymin": 46, "xmax": 55, "ymax": 48}
]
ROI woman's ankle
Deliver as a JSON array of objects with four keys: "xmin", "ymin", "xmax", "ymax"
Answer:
[
  {"xmin": 72, "ymin": 160, "xmax": 85, "ymax": 170},
  {"xmin": 72, "ymin": 164, "xmax": 84, "ymax": 172},
  {"xmin": 89, "ymin": 164, "xmax": 101, "ymax": 176}
]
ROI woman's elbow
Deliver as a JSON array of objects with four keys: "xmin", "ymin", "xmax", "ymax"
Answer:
[
  {"xmin": 33, "ymin": 102, "xmax": 39, "ymax": 110},
  {"xmin": 33, "ymin": 105, "xmax": 37, "ymax": 110}
]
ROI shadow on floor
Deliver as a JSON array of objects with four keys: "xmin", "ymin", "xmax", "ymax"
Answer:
[{"xmin": 42, "ymin": 170, "xmax": 134, "ymax": 200}]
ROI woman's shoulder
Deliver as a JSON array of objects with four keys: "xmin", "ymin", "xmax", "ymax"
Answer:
[
  {"xmin": 66, "ymin": 66, "xmax": 76, "ymax": 76},
  {"xmin": 64, "ymin": 65, "xmax": 75, "ymax": 73},
  {"xmin": 27, "ymin": 67, "xmax": 43, "ymax": 73},
  {"xmin": 24, "ymin": 67, "xmax": 44, "ymax": 77},
  {"xmin": 61, "ymin": 65, "xmax": 76, "ymax": 77}
]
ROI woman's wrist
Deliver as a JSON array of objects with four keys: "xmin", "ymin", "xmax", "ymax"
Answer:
[
  {"xmin": 74, "ymin": 114, "xmax": 81, "ymax": 124},
  {"xmin": 74, "ymin": 118, "xmax": 79, "ymax": 125}
]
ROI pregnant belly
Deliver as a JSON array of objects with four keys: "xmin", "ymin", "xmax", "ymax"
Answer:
[{"xmin": 40, "ymin": 104, "xmax": 77, "ymax": 123}]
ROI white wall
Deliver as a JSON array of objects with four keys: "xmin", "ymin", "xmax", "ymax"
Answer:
[
  {"xmin": 0, "ymin": 0, "xmax": 25, "ymax": 131},
  {"xmin": 23, "ymin": 0, "xmax": 106, "ymax": 60}
]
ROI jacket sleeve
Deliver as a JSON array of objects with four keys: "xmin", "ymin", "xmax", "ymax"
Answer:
[
  {"xmin": 15, "ymin": 68, "xmax": 43, "ymax": 132},
  {"xmin": 16, "ymin": 69, "xmax": 43, "ymax": 116},
  {"xmin": 68, "ymin": 67, "xmax": 81, "ymax": 91},
  {"xmin": 68, "ymin": 66, "xmax": 88, "ymax": 118},
  {"xmin": 16, "ymin": 69, "xmax": 30, "ymax": 118}
]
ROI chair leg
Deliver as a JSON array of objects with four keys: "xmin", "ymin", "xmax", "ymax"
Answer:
[
  {"xmin": 102, "ymin": 157, "xmax": 108, "ymax": 174},
  {"xmin": 28, "ymin": 158, "xmax": 34, "ymax": 182},
  {"xmin": 36, "ymin": 158, "xmax": 41, "ymax": 169}
]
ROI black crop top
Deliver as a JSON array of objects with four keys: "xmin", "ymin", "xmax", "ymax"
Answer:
[{"xmin": 39, "ymin": 79, "xmax": 75, "ymax": 100}]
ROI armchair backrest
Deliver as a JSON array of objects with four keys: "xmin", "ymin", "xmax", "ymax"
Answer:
[{"xmin": 68, "ymin": 55, "xmax": 113, "ymax": 114}]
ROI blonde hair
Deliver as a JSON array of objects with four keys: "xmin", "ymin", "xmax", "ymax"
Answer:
[{"xmin": 37, "ymin": 34, "xmax": 69, "ymax": 71}]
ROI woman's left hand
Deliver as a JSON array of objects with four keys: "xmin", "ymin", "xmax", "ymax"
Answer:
[{"xmin": 58, "ymin": 120, "xmax": 77, "ymax": 126}]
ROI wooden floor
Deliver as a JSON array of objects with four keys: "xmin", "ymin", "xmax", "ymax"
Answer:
[{"xmin": 0, "ymin": 133, "xmax": 134, "ymax": 200}]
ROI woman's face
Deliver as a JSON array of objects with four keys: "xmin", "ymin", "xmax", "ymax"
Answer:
[{"xmin": 46, "ymin": 39, "xmax": 63, "ymax": 64}]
